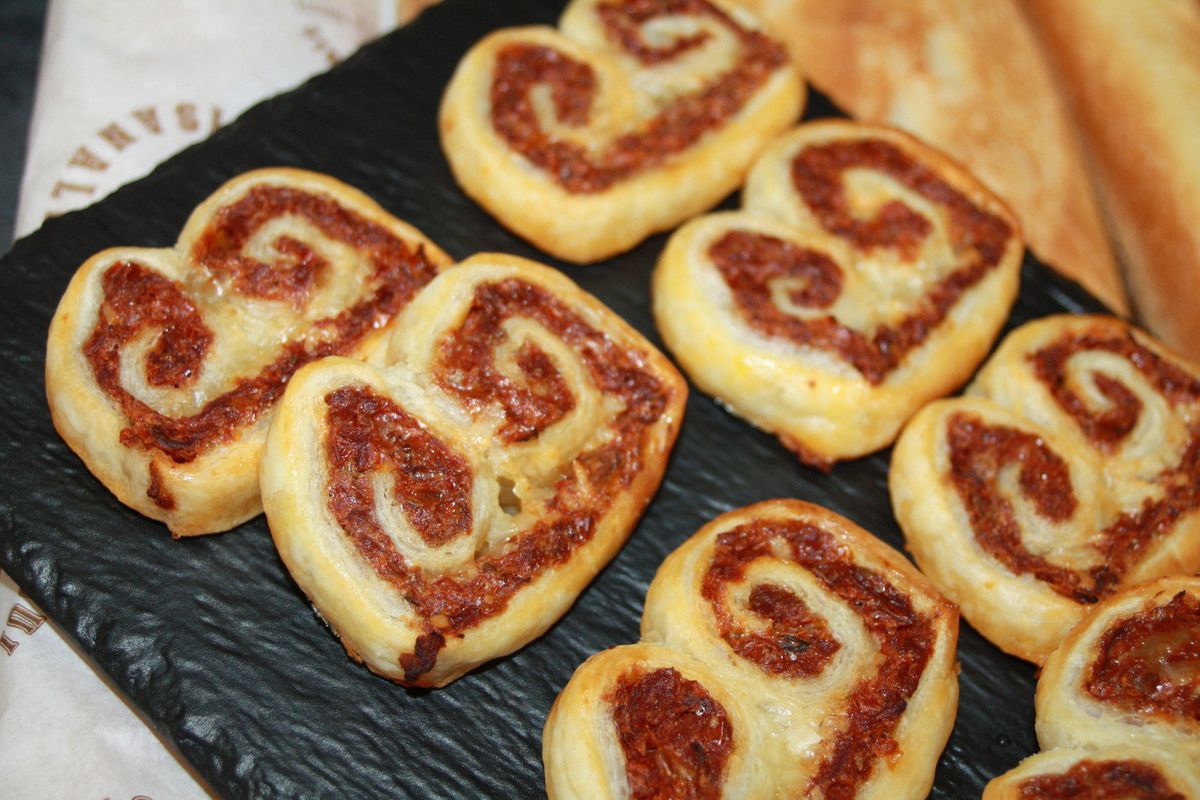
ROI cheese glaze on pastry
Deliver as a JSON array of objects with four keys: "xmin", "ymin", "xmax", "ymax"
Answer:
[
  {"xmin": 891, "ymin": 315, "xmax": 1200, "ymax": 663},
  {"xmin": 653, "ymin": 120, "xmax": 1023, "ymax": 466},
  {"xmin": 45, "ymin": 168, "xmax": 451, "ymax": 536},
  {"xmin": 543, "ymin": 499, "xmax": 959, "ymax": 799},
  {"xmin": 438, "ymin": 0, "xmax": 803, "ymax": 263},
  {"xmin": 260, "ymin": 253, "xmax": 686, "ymax": 687}
]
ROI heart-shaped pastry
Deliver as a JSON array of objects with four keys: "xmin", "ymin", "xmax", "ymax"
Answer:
[
  {"xmin": 438, "ymin": 0, "xmax": 803, "ymax": 263},
  {"xmin": 45, "ymin": 168, "xmax": 451, "ymax": 536},
  {"xmin": 260, "ymin": 253, "xmax": 687, "ymax": 687},
  {"xmin": 891, "ymin": 315, "xmax": 1200, "ymax": 663},
  {"xmin": 653, "ymin": 119, "xmax": 1023, "ymax": 467},
  {"xmin": 543, "ymin": 499, "xmax": 959, "ymax": 798},
  {"xmin": 983, "ymin": 576, "xmax": 1200, "ymax": 798}
]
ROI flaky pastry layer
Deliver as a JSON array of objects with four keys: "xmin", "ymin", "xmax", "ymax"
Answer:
[
  {"xmin": 46, "ymin": 168, "xmax": 451, "ymax": 536},
  {"xmin": 654, "ymin": 119, "xmax": 1022, "ymax": 466},
  {"xmin": 438, "ymin": 0, "xmax": 803, "ymax": 263},
  {"xmin": 544, "ymin": 499, "xmax": 959, "ymax": 799},
  {"xmin": 261, "ymin": 253, "xmax": 686, "ymax": 686},
  {"xmin": 891, "ymin": 315, "xmax": 1200, "ymax": 663}
]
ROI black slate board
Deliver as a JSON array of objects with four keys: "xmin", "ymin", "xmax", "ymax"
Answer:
[{"xmin": 0, "ymin": 1, "xmax": 1111, "ymax": 797}]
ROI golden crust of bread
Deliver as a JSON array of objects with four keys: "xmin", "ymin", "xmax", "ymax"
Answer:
[
  {"xmin": 543, "ymin": 499, "xmax": 959, "ymax": 799},
  {"xmin": 45, "ymin": 168, "xmax": 452, "ymax": 536},
  {"xmin": 653, "ymin": 119, "xmax": 1022, "ymax": 466},
  {"xmin": 736, "ymin": 0, "xmax": 1127, "ymax": 314},
  {"xmin": 1024, "ymin": 0, "xmax": 1200, "ymax": 361},
  {"xmin": 890, "ymin": 314, "xmax": 1200, "ymax": 664},
  {"xmin": 438, "ymin": 0, "xmax": 803, "ymax": 263},
  {"xmin": 260, "ymin": 253, "xmax": 687, "ymax": 687}
]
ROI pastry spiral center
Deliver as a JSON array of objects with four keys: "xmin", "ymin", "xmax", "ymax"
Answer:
[
  {"xmin": 609, "ymin": 666, "xmax": 733, "ymax": 800},
  {"xmin": 322, "ymin": 278, "xmax": 673, "ymax": 682},
  {"xmin": 710, "ymin": 138, "xmax": 1013, "ymax": 383},
  {"xmin": 947, "ymin": 327, "xmax": 1200, "ymax": 604},
  {"xmin": 1085, "ymin": 590, "xmax": 1200, "ymax": 722},
  {"xmin": 82, "ymin": 185, "xmax": 441, "ymax": 511},
  {"xmin": 488, "ymin": 0, "xmax": 788, "ymax": 194},
  {"xmin": 1030, "ymin": 329, "xmax": 1200, "ymax": 450},
  {"xmin": 701, "ymin": 518, "xmax": 935, "ymax": 798}
]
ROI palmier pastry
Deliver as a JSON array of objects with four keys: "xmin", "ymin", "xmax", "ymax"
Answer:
[
  {"xmin": 260, "ymin": 253, "xmax": 686, "ymax": 687},
  {"xmin": 984, "ymin": 577, "xmax": 1200, "ymax": 798},
  {"xmin": 1036, "ymin": 575, "xmax": 1200, "ymax": 764},
  {"xmin": 890, "ymin": 314, "xmax": 1200, "ymax": 663},
  {"xmin": 735, "ymin": 0, "xmax": 1127, "ymax": 315},
  {"xmin": 653, "ymin": 120, "xmax": 1023, "ymax": 467},
  {"xmin": 45, "ymin": 168, "xmax": 451, "ymax": 537},
  {"xmin": 983, "ymin": 745, "xmax": 1200, "ymax": 800},
  {"xmin": 543, "ymin": 499, "xmax": 959, "ymax": 799},
  {"xmin": 438, "ymin": 0, "xmax": 803, "ymax": 263}
]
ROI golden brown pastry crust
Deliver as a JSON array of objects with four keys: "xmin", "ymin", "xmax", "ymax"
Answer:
[
  {"xmin": 735, "ymin": 0, "xmax": 1126, "ymax": 314},
  {"xmin": 890, "ymin": 314, "xmax": 1200, "ymax": 663},
  {"xmin": 438, "ymin": 0, "xmax": 804, "ymax": 263},
  {"xmin": 1024, "ymin": 0, "xmax": 1200, "ymax": 361},
  {"xmin": 543, "ymin": 499, "xmax": 959, "ymax": 799},
  {"xmin": 653, "ymin": 119, "xmax": 1022, "ymax": 466},
  {"xmin": 984, "ymin": 576, "xmax": 1200, "ymax": 797},
  {"xmin": 45, "ymin": 168, "xmax": 452, "ymax": 537},
  {"xmin": 260, "ymin": 253, "xmax": 687, "ymax": 687},
  {"xmin": 983, "ymin": 745, "xmax": 1200, "ymax": 800},
  {"xmin": 543, "ymin": 642, "xmax": 759, "ymax": 799},
  {"xmin": 1035, "ymin": 575, "xmax": 1200, "ymax": 763}
]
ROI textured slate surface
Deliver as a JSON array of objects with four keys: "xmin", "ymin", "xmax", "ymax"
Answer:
[{"xmin": 0, "ymin": 0, "xmax": 1109, "ymax": 797}]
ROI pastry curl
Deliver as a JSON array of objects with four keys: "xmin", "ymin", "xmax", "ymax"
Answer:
[
  {"xmin": 890, "ymin": 315, "xmax": 1200, "ymax": 663},
  {"xmin": 653, "ymin": 120, "xmax": 1023, "ymax": 467},
  {"xmin": 983, "ymin": 746, "xmax": 1200, "ymax": 800},
  {"xmin": 1036, "ymin": 575, "xmax": 1200, "ymax": 764},
  {"xmin": 260, "ymin": 254, "xmax": 687, "ymax": 687},
  {"xmin": 438, "ymin": 0, "xmax": 803, "ymax": 263},
  {"xmin": 45, "ymin": 168, "xmax": 451, "ymax": 536},
  {"xmin": 984, "ymin": 576, "xmax": 1200, "ymax": 797},
  {"xmin": 543, "ymin": 499, "xmax": 959, "ymax": 799}
]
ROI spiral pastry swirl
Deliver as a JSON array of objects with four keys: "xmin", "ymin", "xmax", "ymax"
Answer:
[
  {"xmin": 983, "ymin": 746, "xmax": 1200, "ymax": 800},
  {"xmin": 543, "ymin": 499, "xmax": 959, "ymax": 799},
  {"xmin": 260, "ymin": 254, "xmax": 687, "ymax": 687},
  {"xmin": 890, "ymin": 314, "xmax": 1200, "ymax": 663},
  {"xmin": 1036, "ymin": 575, "xmax": 1200, "ymax": 765},
  {"xmin": 983, "ymin": 576, "xmax": 1200, "ymax": 797},
  {"xmin": 438, "ymin": 0, "xmax": 803, "ymax": 263},
  {"xmin": 653, "ymin": 120, "xmax": 1023, "ymax": 468},
  {"xmin": 45, "ymin": 168, "xmax": 451, "ymax": 536}
]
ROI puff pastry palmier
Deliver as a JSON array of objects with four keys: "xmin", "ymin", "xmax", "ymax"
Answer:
[
  {"xmin": 438, "ymin": 0, "xmax": 803, "ymax": 263},
  {"xmin": 891, "ymin": 315, "xmax": 1200, "ymax": 663},
  {"xmin": 1036, "ymin": 575, "xmax": 1200, "ymax": 764},
  {"xmin": 543, "ymin": 499, "xmax": 959, "ymax": 799},
  {"xmin": 45, "ymin": 168, "xmax": 451, "ymax": 537},
  {"xmin": 653, "ymin": 120, "xmax": 1023, "ymax": 467},
  {"xmin": 983, "ymin": 745, "xmax": 1200, "ymax": 800},
  {"xmin": 260, "ymin": 253, "xmax": 686, "ymax": 687}
]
